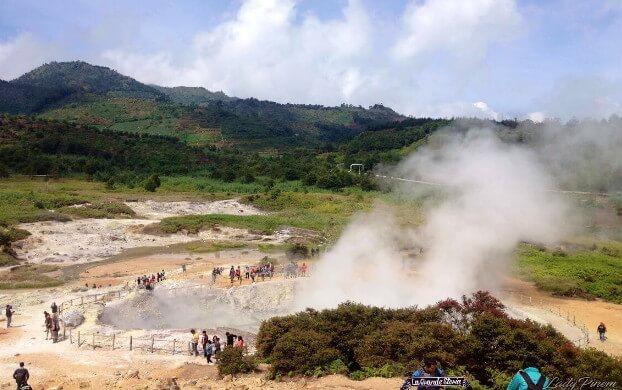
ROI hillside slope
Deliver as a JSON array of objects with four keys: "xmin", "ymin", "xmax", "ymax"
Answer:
[{"xmin": 1, "ymin": 62, "xmax": 406, "ymax": 150}]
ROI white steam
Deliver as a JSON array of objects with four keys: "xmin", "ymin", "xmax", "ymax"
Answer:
[{"xmin": 296, "ymin": 128, "xmax": 571, "ymax": 309}]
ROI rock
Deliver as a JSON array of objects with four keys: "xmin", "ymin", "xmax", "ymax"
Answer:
[
  {"xmin": 79, "ymin": 382, "xmax": 90, "ymax": 388},
  {"xmin": 222, "ymin": 375, "xmax": 233, "ymax": 382},
  {"xmin": 186, "ymin": 380, "xmax": 197, "ymax": 386},
  {"xmin": 61, "ymin": 309, "xmax": 85, "ymax": 327},
  {"xmin": 48, "ymin": 386, "xmax": 63, "ymax": 390},
  {"xmin": 123, "ymin": 369, "xmax": 139, "ymax": 379}
]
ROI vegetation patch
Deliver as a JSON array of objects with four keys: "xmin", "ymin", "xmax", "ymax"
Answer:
[
  {"xmin": 517, "ymin": 243, "xmax": 622, "ymax": 303},
  {"xmin": 57, "ymin": 200, "xmax": 136, "ymax": 219},
  {"xmin": 184, "ymin": 241, "xmax": 247, "ymax": 253},
  {"xmin": 0, "ymin": 264, "xmax": 63, "ymax": 289},
  {"xmin": 256, "ymin": 292, "xmax": 622, "ymax": 387},
  {"xmin": 216, "ymin": 347, "xmax": 258, "ymax": 376},
  {"xmin": 159, "ymin": 214, "xmax": 295, "ymax": 235},
  {"xmin": 0, "ymin": 252, "xmax": 20, "ymax": 267}
]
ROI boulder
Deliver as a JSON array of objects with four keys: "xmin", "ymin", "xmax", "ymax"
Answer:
[{"xmin": 61, "ymin": 309, "xmax": 85, "ymax": 327}]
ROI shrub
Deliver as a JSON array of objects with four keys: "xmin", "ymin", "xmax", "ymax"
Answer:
[
  {"xmin": 269, "ymin": 330, "xmax": 340, "ymax": 376},
  {"xmin": 256, "ymin": 292, "xmax": 622, "ymax": 386},
  {"xmin": 217, "ymin": 347, "xmax": 257, "ymax": 376},
  {"xmin": 143, "ymin": 174, "xmax": 161, "ymax": 192}
]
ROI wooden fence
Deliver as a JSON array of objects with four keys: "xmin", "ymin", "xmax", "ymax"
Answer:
[
  {"xmin": 58, "ymin": 289, "xmax": 130, "ymax": 315},
  {"xmin": 67, "ymin": 329, "xmax": 191, "ymax": 355},
  {"xmin": 510, "ymin": 293, "xmax": 590, "ymax": 347}
]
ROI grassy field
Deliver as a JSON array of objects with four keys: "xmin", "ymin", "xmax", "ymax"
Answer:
[
  {"xmin": 183, "ymin": 240, "xmax": 248, "ymax": 253},
  {"xmin": 517, "ymin": 241, "xmax": 622, "ymax": 303},
  {"xmin": 0, "ymin": 264, "xmax": 63, "ymax": 289}
]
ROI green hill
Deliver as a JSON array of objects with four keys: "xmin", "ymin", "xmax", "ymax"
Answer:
[
  {"xmin": 0, "ymin": 61, "xmax": 167, "ymax": 114},
  {"xmin": 0, "ymin": 61, "xmax": 406, "ymax": 150}
]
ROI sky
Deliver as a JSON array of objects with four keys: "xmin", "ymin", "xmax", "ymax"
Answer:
[{"xmin": 0, "ymin": 0, "xmax": 621, "ymax": 120}]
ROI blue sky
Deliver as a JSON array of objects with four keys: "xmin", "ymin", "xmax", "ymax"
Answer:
[{"xmin": 0, "ymin": 0, "xmax": 621, "ymax": 119}]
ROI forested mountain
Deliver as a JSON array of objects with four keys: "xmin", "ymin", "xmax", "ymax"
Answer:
[
  {"xmin": 0, "ymin": 61, "xmax": 405, "ymax": 150},
  {"xmin": 0, "ymin": 62, "xmax": 167, "ymax": 114}
]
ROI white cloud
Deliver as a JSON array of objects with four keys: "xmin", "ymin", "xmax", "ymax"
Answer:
[
  {"xmin": 0, "ymin": 34, "xmax": 64, "ymax": 80},
  {"xmin": 103, "ymin": 0, "xmax": 373, "ymax": 105},
  {"xmin": 392, "ymin": 0, "xmax": 521, "ymax": 62},
  {"xmin": 527, "ymin": 111, "xmax": 545, "ymax": 123},
  {"xmin": 473, "ymin": 101, "xmax": 499, "ymax": 120},
  {"xmin": 99, "ymin": 0, "xmax": 523, "ymax": 118}
]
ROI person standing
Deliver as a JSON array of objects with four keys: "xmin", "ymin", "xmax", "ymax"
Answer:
[
  {"xmin": 229, "ymin": 266, "xmax": 235, "ymax": 285},
  {"xmin": 213, "ymin": 336, "xmax": 221, "ymax": 362},
  {"xmin": 234, "ymin": 335, "xmax": 244, "ymax": 349},
  {"xmin": 406, "ymin": 358, "xmax": 446, "ymax": 390},
  {"xmin": 507, "ymin": 359, "xmax": 550, "ymax": 390},
  {"xmin": 13, "ymin": 362, "xmax": 29, "ymax": 390},
  {"xmin": 51, "ymin": 311, "xmax": 60, "ymax": 343},
  {"xmin": 598, "ymin": 322, "xmax": 607, "ymax": 341},
  {"xmin": 44, "ymin": 312, "xmax": 53, "ymax": 340},
  {"xmin": 225, "ymin": 331, "xmax": 237, "ymax": 347},
  {"xmin": 5, "ymin": 305, "xmax": 14, "ymax": 328},
  {"xmin": 190, "ymin": 329, "xmax": 199, "ymax": 356},
  {"xmin": 51, "ymin": 302, "xmax": 58, "ymax": 314}
]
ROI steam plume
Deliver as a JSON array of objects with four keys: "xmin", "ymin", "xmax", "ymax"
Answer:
[{"xmin": 296, "ymin": 126, "xmax": 571, "ymax": 309}]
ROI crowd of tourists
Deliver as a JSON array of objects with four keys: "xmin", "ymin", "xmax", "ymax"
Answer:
[
  {"xmin": 189, "ymin": 329, "xmax": 245, "ymax": 364},
  {"xmin": 136, "ymin": 270, "xmax": 166, "ymax": 290}
]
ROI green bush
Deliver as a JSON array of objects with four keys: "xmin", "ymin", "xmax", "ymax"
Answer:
[
  {"xmin": 217, "ymin": 347, "xmax": 258, "ymax": 376},
  {"xmin": 143, "ymin": 174, "xmax": 161, "ymax": 192},
  {"xmin": 256, "ymin": 292, "xmax": 622, "ymax": 386}
]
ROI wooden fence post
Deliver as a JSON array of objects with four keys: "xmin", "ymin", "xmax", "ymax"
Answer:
[
  {"xmin": 69, "ymin": 329, "xmax": 72, "ymax": 344},
  {"xmin": 172, "ymin": 339, "xmax": 176, "ymax": 354},
  {"xmin": 92, "ymin": 334, "xmax": 95, "ymax": 350},
  {"xmin": 151, "ymin": 336, "xmax": 155, "ymax": 353},
  {"xmin": 112, "ymin": 334, "xmax": 116, "ymax": 350},
  {"xmin": 129, "ymin": 336, "xmax": 133, "ymax": 351},
  {"xmin": 78, "ymin": 331, "xmax": 81, "ymax": 346},
  {"xmin": 81, "ymin": 297, "xmax": 84, "ymax": 305}
]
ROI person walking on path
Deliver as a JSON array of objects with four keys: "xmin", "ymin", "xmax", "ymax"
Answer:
[
  {"xmin": 205, "ymin": 339, "xmax": 214, "ymax": 364},
  {"xmin": 201, "ymin": 331, "xmax": 209, "ymax": 357},
  {"xmin": 597, "ymin": 322, "xmax": 607, "ymax": 341},
  {"xmin": 5, "ymin": 305, "xmax": 14, "ymax": 328},
  {"xmin": 13, "ymin": 362, "xmax": 29, "ymax": 390}
]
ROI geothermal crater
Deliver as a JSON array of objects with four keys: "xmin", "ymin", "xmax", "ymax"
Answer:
[{"xmin": 100, "ymin": 279, "xmax": 300, "ymax": 333}]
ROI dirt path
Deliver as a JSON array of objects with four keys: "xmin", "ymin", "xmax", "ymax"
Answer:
[{"xmin": 502, "ymin": 277, "xmax": 622, "ymax": 355}]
